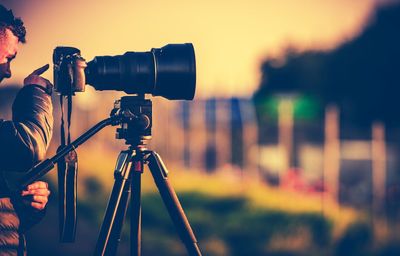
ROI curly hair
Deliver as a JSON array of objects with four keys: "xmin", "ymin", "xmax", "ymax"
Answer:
[{"xmin": 0, "ymin": 4, "xmax": 26, "ymax": 43}]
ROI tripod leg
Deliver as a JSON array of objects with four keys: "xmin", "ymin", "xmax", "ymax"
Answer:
[
  {"xmin": 94, "ymin": 150, "xmax": 134, "ymax": 256},
  {"xmin": 146, "ymin": 151, "xmax": 202, "ymax": 256},
  {"xmin": 131, "ymin": 160, "xmax": 143, "ymax": 256}
]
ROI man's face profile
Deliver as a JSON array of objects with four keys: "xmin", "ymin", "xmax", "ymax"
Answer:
[{"xmin": 0, "ymin": 28, "xmax": 19, "ymax": 83}]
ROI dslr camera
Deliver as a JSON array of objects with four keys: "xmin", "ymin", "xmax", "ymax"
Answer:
[{"xmin": 53, "ymin": 43, "xmax": 196, "ymax": 100}]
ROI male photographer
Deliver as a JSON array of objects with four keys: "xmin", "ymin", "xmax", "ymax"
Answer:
[{"xmin": 0, "ymin": 4, "xmax": 53, "ymax": 255}]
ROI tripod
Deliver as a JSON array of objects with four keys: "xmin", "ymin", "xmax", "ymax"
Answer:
[
  {"xmin": 94, "ymin": 144, "xmax": 201, "ymax": 256},
  {"xmin": 19, "ymin": 96, "xmax": 202, "ymax": 256}
]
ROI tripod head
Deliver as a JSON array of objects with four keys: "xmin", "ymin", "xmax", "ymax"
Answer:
[{"xmin": 111, "ymin": 95, "xmax": 153, "ymax": 146}]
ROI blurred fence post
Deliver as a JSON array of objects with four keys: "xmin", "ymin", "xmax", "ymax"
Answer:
[
  {"xmin": 191, "ymin": 99, "xmax": 208, "ymax": 171},
  {"xmin": 372, "ymin": 121, "xmax": 388, "ymax": 239},
  {"xmin": 230, "ymin": 98, "xmax": 244, "ymax": 171},
  {"xmin": 278, "ymin": 98, "xmax": 294, "ymax": 182},
  {"xmin": 152, "ymin": 99, "xmax": 172, "ymax": 160},
  {"xmin": 240, "ymin": 99, "xmax": 260, "ymax": 181},
  {"xmin": 205, "ymin": 98, "xmax": 217, "ymax": 172},
  {"xmin": 215, "ymin": 98, "xmax": 232, "ymax": 171},
  {"xmin": 168, "ymin": 102, "xmax": 185, "ymax": 165},
  {"xmin": 323, "ymin": 105, "xmax": 340, "ymax": 206},
  {"xmin": 181, "ymin": 101, "xmax": 192, "ymax": 169}
]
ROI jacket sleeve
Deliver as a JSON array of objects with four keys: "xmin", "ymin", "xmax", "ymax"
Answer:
[{"xmin": 0, "ymin": 85, "xmax": 53, "ymax": 172}]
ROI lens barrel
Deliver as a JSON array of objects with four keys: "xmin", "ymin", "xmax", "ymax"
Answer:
[{"xmin": 85, "ymin": 43, "xmax": 196, "ymax": 100}]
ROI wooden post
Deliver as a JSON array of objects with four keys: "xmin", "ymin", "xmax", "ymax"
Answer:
[
  {"xmin": 278, "ymin": 99, "xmax": 294, "ymax": 181},
  {"xmin": 215, "ymin": 99, "xmax": 232, "ymax": 171},
  {"xmin": 191, "ymin": 99, "xmax": 208, "ymax": 171},
  {"xmin": 323, "ymin": 105, "xmax": 340, "ymax": 204},
  {"xmin": 240, "ymin": 100, "xmax": 260, "ymax": 181},
  {"xmin": 371, "ymin": 121, "xmax": 388, "ymax": 240}
]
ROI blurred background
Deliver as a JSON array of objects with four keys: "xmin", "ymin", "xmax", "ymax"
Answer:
[{"xmin": 1, "ymin": 0, "xmax": 400, "ymax": 255}]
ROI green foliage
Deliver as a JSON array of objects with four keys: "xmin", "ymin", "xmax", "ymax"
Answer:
[
  {"xmin": 256, "ymin": 94, "xmax": 321, "ymax": 121},
  {"xmin": 377, "ymin": 243, "xmax": 400, "ymax": 256},
  {"xmin": 334, "ymin": 222, "xmax": 373, "ymax": 256}
]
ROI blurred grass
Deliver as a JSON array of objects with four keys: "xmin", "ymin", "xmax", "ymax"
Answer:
[
  {"xmin": 159, "ymin": 168, "xmax": 359, "ymax": 239},
  {"xmin": 140, "ymin": 192, "xmax": 331, "ymax": 255}
]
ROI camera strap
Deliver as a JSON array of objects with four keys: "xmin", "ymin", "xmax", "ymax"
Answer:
[{"xmin": 57, "ymin": 94, "xmax": 78, "ymax": 242}]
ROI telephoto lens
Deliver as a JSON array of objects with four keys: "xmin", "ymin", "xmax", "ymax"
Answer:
[{"xmin": 85, "ymin": 43, "xmax": 196, "ymax": 100}]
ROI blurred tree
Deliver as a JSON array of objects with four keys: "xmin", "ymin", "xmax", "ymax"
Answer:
[{"xmin": 254, "ymin": 2, "xmax": 400, "ymax": 128}]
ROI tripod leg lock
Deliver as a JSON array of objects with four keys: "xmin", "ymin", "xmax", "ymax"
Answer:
[{"xmin": 145, "ymin": 151, "xmax": 169, "ymax": 178}]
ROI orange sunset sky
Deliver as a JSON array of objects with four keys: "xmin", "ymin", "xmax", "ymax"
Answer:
[{"xmin": 1, "ymin": 0, "xmax": 388, "ymax": 97}]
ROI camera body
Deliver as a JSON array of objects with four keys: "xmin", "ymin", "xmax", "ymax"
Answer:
[
  {"xmin": 53, "ymin": 47, "xmax": 87, "ymax": 95},
  {"xmin": 53, "ymin": 44, "xmax": 196, "ymax": 100}
]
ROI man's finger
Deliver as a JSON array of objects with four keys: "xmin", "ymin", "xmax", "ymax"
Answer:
[
  {"xmin": 31, "ymin": 195, "xmax": 48, "ymax": 204},
  {"xmin": 26, "ymin": 181, "xmax": 48, "ymax": 190},
  {"xmin": 21, "ymin": 188, "xmax": 50, "ymax": 197},
  {"xmin": 31, "ymin": 64, "xmax": 50, "ymax": 76},
  {"xmin": 31, "ymin": 202, "xmax": 46, "ymax": 211}
]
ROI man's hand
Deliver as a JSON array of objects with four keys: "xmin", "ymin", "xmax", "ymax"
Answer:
[
  {"xmin": 23, "ymin": 64, "xmax": 53, "ymax": 93},
  {"xmin": 21, "ymin": 181, "xmax": 50, "ymax": 211}
]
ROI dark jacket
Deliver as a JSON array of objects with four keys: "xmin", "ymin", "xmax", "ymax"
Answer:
[{"xmin": 0, "ymin": 85, "xmax": 53, "ymax": 256}]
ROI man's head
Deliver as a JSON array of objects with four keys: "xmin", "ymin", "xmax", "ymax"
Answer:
[{"xmin": 0, "ymin": 4, "xmax": 26, "ymax": 83}]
